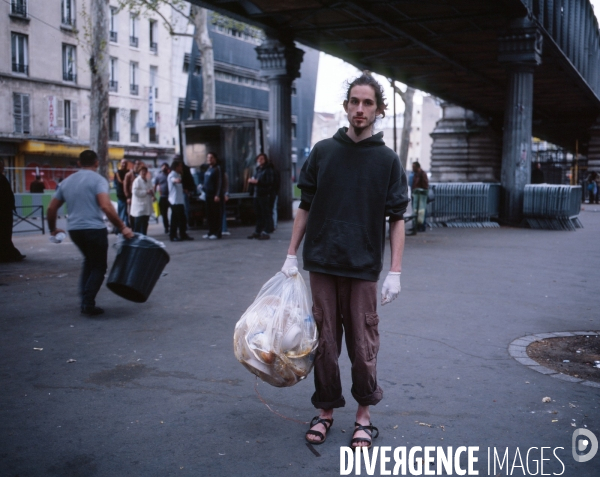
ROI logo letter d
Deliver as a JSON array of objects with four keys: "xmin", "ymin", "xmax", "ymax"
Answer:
[{"xmin": 572, "ymin": 429, "xmax": 598, "ymax": 463}]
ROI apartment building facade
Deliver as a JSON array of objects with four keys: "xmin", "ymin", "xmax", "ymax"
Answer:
[
  {"xmin": 1, "ymin": 1, "xmax": 318, "ymax": 193},
  {"xmin": 1, "ymin": 0, "xmax": 175, "ymax": 192}
]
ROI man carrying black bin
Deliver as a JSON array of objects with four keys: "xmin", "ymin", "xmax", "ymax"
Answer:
[{"xmin": 47, "ymin": 150, "xmax": 134, "ymax": 316}]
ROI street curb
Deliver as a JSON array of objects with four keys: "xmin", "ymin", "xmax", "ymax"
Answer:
[{"xmin": 508, "ymin": 331, "xmax": 600, "ymax": 387}]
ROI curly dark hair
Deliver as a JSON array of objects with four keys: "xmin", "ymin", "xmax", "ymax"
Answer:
[{"xmin": 344, "ymin": 71, "xmax": 388, "ymax": 117}]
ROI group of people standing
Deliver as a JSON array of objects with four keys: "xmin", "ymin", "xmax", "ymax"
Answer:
[{"xmin": 113, "ymin": 159, "xmax": 154, "ymax": 236}]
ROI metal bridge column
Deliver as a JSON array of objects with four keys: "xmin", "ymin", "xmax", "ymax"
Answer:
[
  {"xmin": 255, "ymin": 38, "xmax": 304, "ymax": 221},
  {"xmin": 498, "ymin": 18, "xmax": 543, "ymax": 224}
]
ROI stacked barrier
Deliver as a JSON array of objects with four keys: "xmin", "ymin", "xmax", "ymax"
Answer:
[
  {"xmin": 523, "ymin": 185, "xmax": 582, "ymax": 231},
  {"xmin": 427, "ymin": 183, "xmax": 500, "ymax": 228}
]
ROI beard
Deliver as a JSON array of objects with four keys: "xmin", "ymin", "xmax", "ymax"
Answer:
[{"xmin": 349, "ymin": 115, "xmax": 376, "ymax": 136}]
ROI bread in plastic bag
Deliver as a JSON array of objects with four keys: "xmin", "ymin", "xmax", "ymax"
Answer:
[{"xmin": 233, "ymin": 269, "xmax": 318, "ymax": 387}]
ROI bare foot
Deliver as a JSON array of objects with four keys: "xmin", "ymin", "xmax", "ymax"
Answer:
[{"xmin": 305, "ymin": 409, "xmax": 334, "ymax": 444}]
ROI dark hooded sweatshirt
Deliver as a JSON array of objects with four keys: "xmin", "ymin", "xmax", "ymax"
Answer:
[{"xmin": 298, "ymin": 128, "xmax": 409, "ymax": 282}]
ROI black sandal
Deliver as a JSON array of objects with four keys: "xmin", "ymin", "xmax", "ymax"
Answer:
[
  {"xmin": 350, "ymin": 422, "xmax": 379, "ymax": 449},
  {"xmin": 305, "ymin": 416, "xmax": 334, "ymax": 445}
]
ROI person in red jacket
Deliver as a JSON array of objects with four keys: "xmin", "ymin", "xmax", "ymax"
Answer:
[{"xmin": 411, "ymin": 161, "xmax": 429, "ymax": 190}]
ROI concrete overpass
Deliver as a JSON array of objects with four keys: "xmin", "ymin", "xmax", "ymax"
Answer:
[{"xmin": 190, "ymin": 0, "xmax": 600, "ymax": 223}]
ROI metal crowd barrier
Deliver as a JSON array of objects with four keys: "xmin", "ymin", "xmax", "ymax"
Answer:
[
  {"xmin": 523, "ymin": 185, "xmax": 583, "ymax": 231},
  {"xmin": 13, "ymin": 206, "xmax": 45, "ymax": 234},
  {"xmin": 427, "ymin": 183, "xmax": 500, "ymax": 228},
  {"xmin": 13, "ymin": 193, "xmax": 67, "ymax": 217}
]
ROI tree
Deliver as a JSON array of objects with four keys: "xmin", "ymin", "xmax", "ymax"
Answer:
[
  {"xmin": 191, "ymin": 5, "xmax": 215, "ymax": 119},
  {"xmin": 81, "ymin": 0, "xmax": 110, "ymax": 178},
  {"xmin": 393, "ymin": 84, "xmax": 416, "ymax": 170}
]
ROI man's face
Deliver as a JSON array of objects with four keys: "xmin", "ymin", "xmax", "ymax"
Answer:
[
  {"xmin": 344, "ymin": 85, "xmax": 382, "ymax": 133},
  {"xmin": 120, "ymin": 160, "xmax": 128, "ymax": 170},
  {"xmin": 175, "ymin": 164, "xmax": 183, "ymax": 174},
  {"xmin": 412, "ymin": 163, "xmax": 418, "ymax": 173},
  {"xmin": 161, "ymin": 164, "xmax": 168, "ymax": 173},
  {"xmin": 134, "ymin": 160, "xmax": 142, "ymax": 172},
  {"xmin": 256, "ymin": 155, "xmax": 266, "ymax": 167}
]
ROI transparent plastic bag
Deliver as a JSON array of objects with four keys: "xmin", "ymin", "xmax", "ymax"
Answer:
[{"xmin": 233, "ymin": 270, "xmax": 318, "ymax": 387}]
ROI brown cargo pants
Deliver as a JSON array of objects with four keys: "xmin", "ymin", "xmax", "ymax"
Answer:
[{"xmin": 309, "ymin": 271, "xmax": 383, "ymax": 410}]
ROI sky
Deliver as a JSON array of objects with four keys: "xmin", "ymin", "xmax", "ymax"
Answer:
[{"xmin": 314, "ymin": 2, "xmax": 600, "ymax": 114}]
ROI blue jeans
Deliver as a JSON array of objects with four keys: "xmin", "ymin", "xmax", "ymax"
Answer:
[
  {"xmin": 271, "ymin": 195, "xmax": 278, "ymax": 231},
  {"xmin": 222, "ymin": 204, "xmax": 229, "ymax": 232},
  {"xmin": 69, "ymin": 228, "xmax": 108, "ymax": 309},
  {"xmin": 117, "ymin": 198, "xmax": 129, "ymax": 227}
]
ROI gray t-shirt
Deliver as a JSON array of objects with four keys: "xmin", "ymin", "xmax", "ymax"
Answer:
[
  {"xmin": 154, "ymin": 171, "xmax": 169, "ymax": 197},
  {"xmin": 54, "ymin": 169, "xmax": 109, "ymax": 230}
]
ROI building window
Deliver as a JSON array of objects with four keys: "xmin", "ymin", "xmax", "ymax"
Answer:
[
  {"xmin": 110, "ymin": 7, "xmax": 118, "ymax": 42},
  {"xmin": 212, "ymin": 21, "xmax": 264, "ymax": 45},
  {"xmin": 130, "ymin": 62, "xmax": 138, "ymax": 95},
  {"xmin": 150, "ymin": 66, "xmax": 158, "ymax": 99},
  {"xmin": 149, "ymin": 112, "xmax": 158, "ymax": 144},
  {"xmin": 63, "ymin": 100, "xmax": 78, "ymax": 137},
  {"xmin": 183, "ymin": 53, "xmax": 201, "ymax": 75},
  {"xmin": 62, "ymin": 44, "xmax": 77, "ymax": 82},
  {"xmin": 109, "ymin": 108, "xmax": 119, "ymax": 142},
  {"xmin": 177, "ymin": 98, "xmax": 185, "ymax": 124},
  {"xmin": 11, "ymin": 33, "xmax": 28, "ymax": 75},
  {"xmin": 149, "ymin": 20, "xmax": 157, "ymax": 53},
  {"xmin": 129, "ymin": 14, "xmax": 138, "ymax": 47},
  {"xmin": 13, "ymin": 92, "xmax": 31, "ymax": 135},
  {"xmin": 291, "ymin": 123, "xmax": 297, "ymax": 140},
  {"xmin": 130, "ymin": 109, "xmax": 138, "ymax": 142},
  {"xmin": 109, "ymin": 57, "xmax": 118, "ymax": 92},
  {"xmin": 188, "ymin": 101, "xmax": 198, "ymax": 120},
  {"xmin": 214, "ymin": 70, "xmax": 268, "ymax": 91},
  {"xmin": 11, "ymin": 0, "xmax": 27, "ymax": 17},
  {"xmin": 61, "ymin": 0, "xmax": 75, "ymax": 26}
]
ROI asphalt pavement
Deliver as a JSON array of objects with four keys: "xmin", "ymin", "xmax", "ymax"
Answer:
[{"xmin": 1, "ymin": 207, "xmax": 599, "ymax": 477}]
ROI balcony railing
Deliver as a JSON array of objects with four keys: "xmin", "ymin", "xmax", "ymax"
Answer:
[
  {"xmin": 130, "ymin": 84, "xmax": 139, "ymax": 95},
  {"xmin": 11, "ymin": 1, "xmax": 27, "ymax": 17},
  {"xmin": 109, "ymin": 132, "xmax": 120, "ymax": 142},
  {"xmin": 63, "ymin": 71, "xmax": 77, "ymax": 82},
  {"xmin": 12, "ymin": 63, "xmax": 28, "ymax": 75},
  {"xmin": 109, "ymin": 31, "xmax": 118, "ymax": 42},
  {"xmin": 109, "ymin": 80, "xmax": 118, "ymax": 92},
  {"xmin": 150, "ymin": 42, "xmax": 157, "ymax": 54},
  {"xmin": 130, "ymin": 132, "xmax": 139, "ymax": 143},
  {"xmin": 130, "ymin": 36, "xmax": 138, "ymax": 47}
]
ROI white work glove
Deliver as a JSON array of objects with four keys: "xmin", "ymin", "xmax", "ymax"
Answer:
[
  {"xmin": 381, "ymin": 272, "xmax": 401, "ymax": 305},
  {"xmin": 281, "ymin": 254, "xmax": 298, "ymax": 277}
]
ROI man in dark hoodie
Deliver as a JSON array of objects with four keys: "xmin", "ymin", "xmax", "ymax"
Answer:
[{"xmin": 282, "ymin": 73, "xmax": 409, "ymax": 449}]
